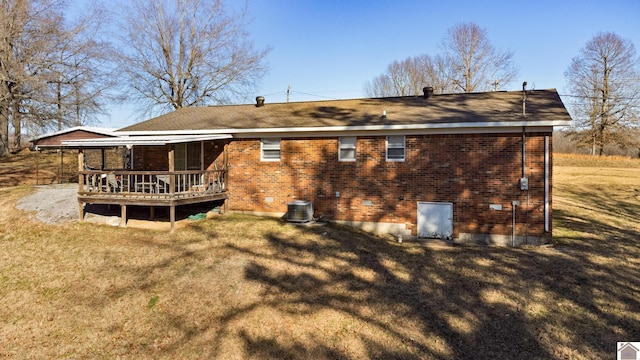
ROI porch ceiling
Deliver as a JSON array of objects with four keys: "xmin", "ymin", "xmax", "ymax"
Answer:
[{"xmin": 61, "ymin": 134, "xmax": 232, "ymax": 148}]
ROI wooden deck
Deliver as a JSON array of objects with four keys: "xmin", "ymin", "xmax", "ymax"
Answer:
[
  {"xmin": 78, "ymin": 191, "xmax": 229, "ymax": 206},
  {"xmin": 77, "ymin": 169, "xmax": 228, "ymax": 231}
]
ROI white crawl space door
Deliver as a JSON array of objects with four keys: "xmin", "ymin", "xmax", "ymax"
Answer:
[{"xmin": 417, "ymin": 202, "xmax": 453, "ymax": 239}]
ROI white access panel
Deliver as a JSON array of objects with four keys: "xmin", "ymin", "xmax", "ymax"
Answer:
[{"xmin": 417, "ymin": 202, "xmax": 453, "ymax": 239}]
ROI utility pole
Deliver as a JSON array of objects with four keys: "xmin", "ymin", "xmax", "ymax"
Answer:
[{"xmin": 286, "ymin": 85, "xmax": 291, "ymax": 103}]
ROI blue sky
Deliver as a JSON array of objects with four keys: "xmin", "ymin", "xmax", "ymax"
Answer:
[{"xmin": 101, "ymin": 0, "xmax": 640, "ymax": 128}]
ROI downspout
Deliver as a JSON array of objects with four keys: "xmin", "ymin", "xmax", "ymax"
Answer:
[
  {"xmin": 521, "ymin": 81, "xmax": 529, "ymax": 244},
  {"xmin": 521, "ymin": 83, "xmax": 527, "ymax": 179},
  {"xmin": 521, "ymin": 127, "xmax": 526, "ymax": 178},
  {"xmin": 544, "ymin": 136, "xmax": 550, "ymax": 233},
  {"xmin": 522, "ymin": 127, "xmax": 529, "ymax": 245},
  {"xmin": 512, "ymin": 201, "xmax": 516, "ymax": 246}
]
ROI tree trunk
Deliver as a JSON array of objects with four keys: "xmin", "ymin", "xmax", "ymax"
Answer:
[
  {"xmin": 11, "ymin": 100, "xmax": 21, "ymax": 151},
  {"xmin": 0, "ymin": 106, "xmax": 9, "ymax": 156},
  {"xmin": 57, "ymin": 80, "xmax": 63, "ymax": 131}
]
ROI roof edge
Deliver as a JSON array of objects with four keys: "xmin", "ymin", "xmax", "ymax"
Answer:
[
  {"xmin": 61, "ymin": 134, "xmax": 232, "ymax": 148},
  {"xmin": 30, "ymin": 126, "xmax": 117, "ymax": 142},
  {"xmin": 116, "ymin": 119, "xmax": 571, "ymax": 137}
]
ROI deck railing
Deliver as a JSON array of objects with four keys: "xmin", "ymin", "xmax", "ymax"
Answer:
[{"xmin": 78, "ymin": 169, "xmax": 226, "ymax": 198}]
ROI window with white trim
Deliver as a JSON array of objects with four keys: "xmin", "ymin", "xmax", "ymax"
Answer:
[
  {"xmin": 386, "ymin": 135, "xmax": 405, "ymax": 161},
  {"xmin": 339, "ymin": 137, "xmax": 356, "ymax": 162},
  {"xmin": 261, "ymin": 138, "xmax": 281, "ymax": 161}
]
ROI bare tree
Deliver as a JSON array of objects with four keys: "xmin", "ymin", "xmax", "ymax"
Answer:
[
  {"xmin": 364, "ymin": 54, "xmax": 454, "ymax": 97},
  {"xmin": 0, "ymin": 0, "xmax": 116, "ymax": 154},
  {"xmin": 441, "ymin": 22, "xmax": 518, "ymax": 93},
  {"xmin": 44, "ymin": 5, "xmax": 117, "ymax": 131},
  {"xmin": 365, "ymin": 22, "xmax": 517, "ymax": 98},
  {"xmin": 115, "ymin": 0, "xmax": 270, "ymax": 115},
  {"xmin": 565, "ymin": 32, "xmax": 640, "ymax": 156},
  {"xmin": 0, "ymin": 0, "xmax": 61, "ymax": 153}
]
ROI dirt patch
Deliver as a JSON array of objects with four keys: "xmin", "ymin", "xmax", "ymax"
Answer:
[{"xmin": 15, "ymin": 184, "xmax": 79, "ymax": 224}]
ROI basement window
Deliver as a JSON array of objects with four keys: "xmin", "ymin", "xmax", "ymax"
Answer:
[
  {"xmin": 386, "ymin": 135, "xmax": 405, "ymax": 161},
  {"xmin": 339, "ymin": 137, "xmax": 356, "ymax": 162},
  {"xmin": 261, "ymin": 138, "xmax": 281, "ymax": 161}
]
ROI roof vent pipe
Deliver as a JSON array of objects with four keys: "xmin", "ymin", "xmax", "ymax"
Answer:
[
  {"xmin": 256, "ymin": 96, "xmax": 265, "ymax": 107},
  {"xmin": 423, "ymin": 87, "xmax": 434, "ymax": 99},
  {"xmin": 522, "ymin": 82, "xmax": 527, "ymax": 116}
]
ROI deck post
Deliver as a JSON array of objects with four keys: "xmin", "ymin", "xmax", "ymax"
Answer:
[
  {"xmin": 150, "ymin": 206, "xmax": 155, "ymax": 219},
  {"xmin": 121, "ymin": 205, "xmax": 127, "ymax": 227},
  {"xmin": 170, "ymin": 205, "xmax": 175, "ymax": 233},
  {"xmin": 78, "ymin": 202, "xmax": 84, "ymax": 221}
]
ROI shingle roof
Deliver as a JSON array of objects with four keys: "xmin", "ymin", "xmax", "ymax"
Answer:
[{"xmin": 118, "ymin": 89, "xmax": 571, "ymax": 133}]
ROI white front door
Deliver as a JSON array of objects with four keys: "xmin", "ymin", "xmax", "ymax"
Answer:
[{"xmin": 417, "ymin": 202, "xmax": 453, "ymax": 239}]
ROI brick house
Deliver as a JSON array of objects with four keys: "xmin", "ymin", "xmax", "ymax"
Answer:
[{"xmin": 65, "ymin": 88, "xmax": 571, "ymax": 244}]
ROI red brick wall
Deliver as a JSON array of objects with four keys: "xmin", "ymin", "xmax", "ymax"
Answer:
[{"xmin": 226, "ymin": 133, "xmax": 552, "ymax": 238}]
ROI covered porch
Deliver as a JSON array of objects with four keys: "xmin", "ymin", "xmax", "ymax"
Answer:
[{"xmin": 67, "ymin": 133, "xmax": 232, "ymax": 232}]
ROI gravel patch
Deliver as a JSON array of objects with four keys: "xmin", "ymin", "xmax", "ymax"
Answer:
[{"xmin": 16, "ymin": 184, "xmax": 79, "ymax": 224}]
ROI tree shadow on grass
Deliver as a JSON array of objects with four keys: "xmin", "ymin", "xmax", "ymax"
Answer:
[
  {"xmin": 214, "ymin": 224, "xmax": 552, "ymax": 359},
  {"xmin": 203, "ymin": 215, "xmax": 639, "ymax": 359},
  {"xmin": 57, "ymin": 211, "xmax": 639, "ymax": 359}
]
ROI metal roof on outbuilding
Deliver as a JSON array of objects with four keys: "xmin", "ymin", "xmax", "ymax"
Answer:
[{"xmin": 30, "ymin": 127, "xmax": 117, "ymax": 148}]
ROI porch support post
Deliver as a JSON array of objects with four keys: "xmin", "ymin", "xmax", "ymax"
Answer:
[
  {"xmin": 224, "ymin": 142, "xmax": 229, "ymax": 187},
  {"xmin": 35, "ymin": 147, "xmax": 39, "ymax": 185},
  {"xmin": 59, "ymin": 148, "xmax": 64, "ymax": 184},
  {"xmin": 77, "ymin": 150, "xmax": 84, "ymax": 221},
  {"xmin": 223, "ymin": 142, "xmax": 228, "ymax": 170},
  {"xmin": 121, "ymin": 205, "xmax": 127, "ymax": 227},
  {"xmin": 223, "ymin": 142, "xmax": 229, "ymax": 214},
  {"xmin": 200, "ymin": 141, "xmax": 204, "ymax": 170},
  {"xmin": 78, "ymin": 150, "xmax": 84, "ymax": 191},
  {"xmin": 169, "ymin": 147, "xmax": 176, "ymax": 233},
  {"xmin": 168, "ymin": 147, "xmax": 175, "ymax": 198}
]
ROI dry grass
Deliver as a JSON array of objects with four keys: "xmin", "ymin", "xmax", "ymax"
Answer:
[
  {"xmin": 0, "ymin": 154, "xmax": 639, "ymax": 359},
  {"xmin": 0, "ymin": 149, "xmax": 79, "ymax": 187},
  {"xmin": 555, "ymin": 152, "xmax": 640, "ymax": 168}
]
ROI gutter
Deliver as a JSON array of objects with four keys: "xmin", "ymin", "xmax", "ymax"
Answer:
[{"xmin": 115, "ymin": 120, "xmax": 571, "ymax": 137}]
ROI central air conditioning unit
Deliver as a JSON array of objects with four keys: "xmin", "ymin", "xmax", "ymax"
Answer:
[{"xmin": 287, "ymin": 200, "xmax": 313, "ymax": 223}]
